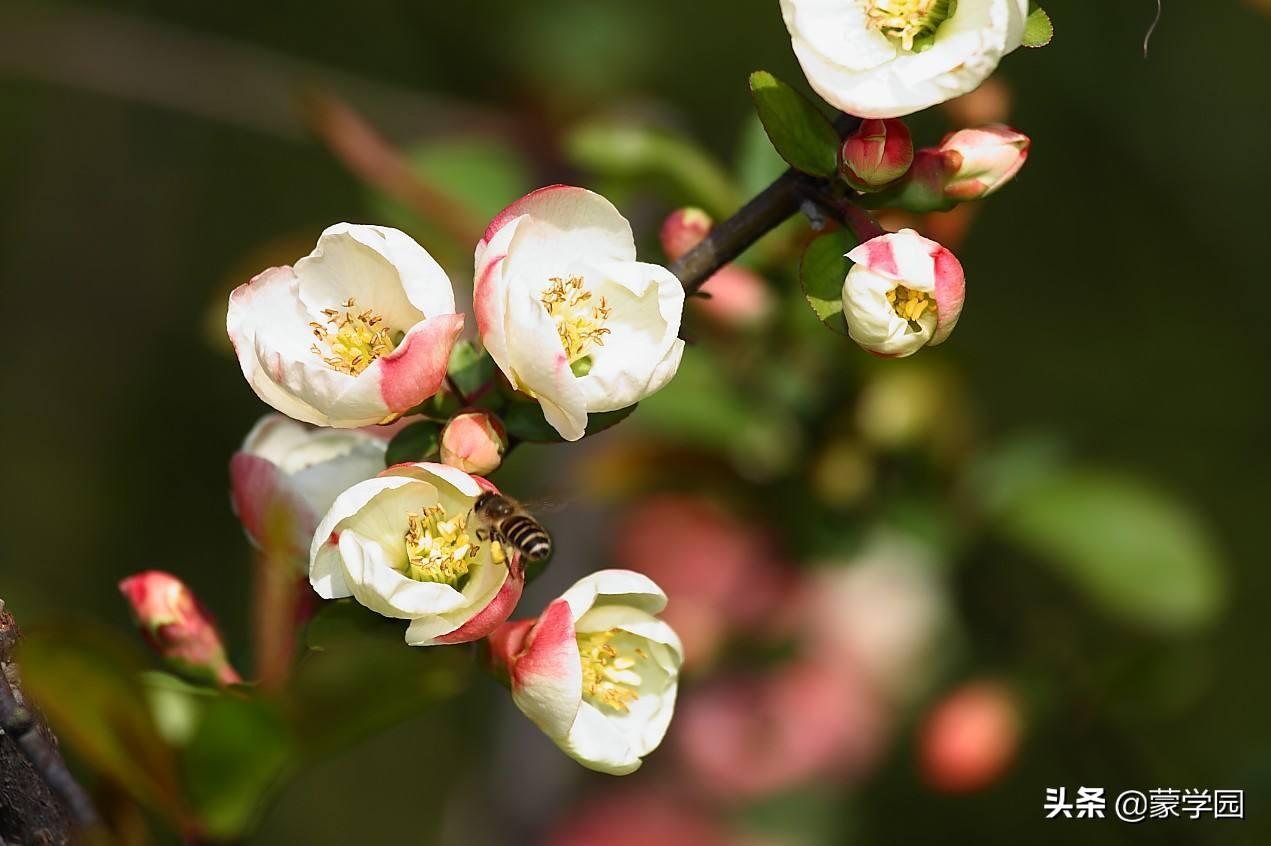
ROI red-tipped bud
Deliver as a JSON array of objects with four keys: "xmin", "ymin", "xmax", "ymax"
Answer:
[
  {"xmin": 119, "ymin": 571, "xmax": 241, "ymax": 686},
  {"xmin": 440, "ymin": 410, "xmax": 507, "ymax": 476},
  {"xmin": 840, "ymin": 118, "xmax": 914, "ymax": 192},
  {"xmin": 939, "ymin": 125, "xmax": 1030, "ymax": 200},
  {"xmin": 920, "ymin": 681, "xmax": 1022, "ymax": 793},
  {"xmin": 659, "ymin": 207, "xmax": 713, "ymax": 262}
]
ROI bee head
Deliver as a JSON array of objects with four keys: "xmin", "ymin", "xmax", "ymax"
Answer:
[{"xmin": 474, "ymin": 492, "xmax": 514, "ymax": 519}]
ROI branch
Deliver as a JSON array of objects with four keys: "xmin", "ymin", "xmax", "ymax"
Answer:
[
  {"xmin": 0, "ymin": 609, "xmax": 100, "ymax": 833},
  {"xmin": 668, "ymin": 114, "xmax": 864, "ymax": 293}
]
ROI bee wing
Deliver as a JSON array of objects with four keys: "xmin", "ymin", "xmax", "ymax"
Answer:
[{"xmin": 520, "ymin": 494, "xmax": 571, "ymax": 515}]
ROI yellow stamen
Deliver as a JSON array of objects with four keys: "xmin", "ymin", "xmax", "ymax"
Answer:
[
  {"xmin": 886, "ymin": 284, "xmax": 934, "ymax": 326},
  {"xmin": 541, "ymin": 276, "xmax": 612, "ymax": 364},
  {"xmin": 310, "ymin": 297, "xmax": 399, "ymax": 376},
  {"xmin": 578, "ymin": 628, "xmax": 642, "ymax": 713},
  {"xmin": 403, "ymin": 505, "xmax": 480, "ymax": 586},
  {"xmin": 863, "ymin": 0, "xmax": 955, "ymax": 52}
]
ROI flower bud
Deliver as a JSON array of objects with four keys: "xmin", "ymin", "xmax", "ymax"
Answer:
[
  {"xmin": 840, "ymin": 118, "xmax": 914, "ymax": 192},
  {"xmin": 119, "ymin": 571, "xmax": 241, "ymax": 686},
  {"xmin": 694, "ymin": 265, "xmax": 774, "ymax": 329},
  {"xmin": 920, "ymin": 681, "xmax": 1021, "ymax": 793},
  {"xmin": 939, "ymin": 125, "xmax": 1030, "ymax": 200},
  {"xmin": 439, "ymin": 411, "xmax": 508, "ymax": 476},
  {"xmin": 659, "ymin": 207, "xmax": 713, "ymax": 262}
]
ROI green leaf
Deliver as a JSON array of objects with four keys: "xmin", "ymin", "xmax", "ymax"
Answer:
[
  {"xmin": 18, "ymin": 626, "xmax": 190, "ymax": 828},
  {"xmin": 996, "ymin": 470, "xmax": 1225, "ymax": 631},
  {"xmin": 385, "ymin": 420, "xmax": 442, "ymax": 466},
  {"xmin": 800, "ymin": 230, "xmax": 857, "ymax": 335},
  {"xmin": 502, "ymin": 396, "xmax": 637, "ymax": 443},
  {"xmin": 565, "ymin": 120, "xmax": 740, "ymax": 217},
  {"xmin": 183, "ymin": 696, "xmax": 294, "ymax": 839},
  {"xmin": 748, "ymin": 71, "xmax": 840, "ymax": 178},
  {"xmin": 1022, "ymin": 2, "xmax": 1054, "ymax": 48},
  {"xmin": 290, "ymin": 601, "xmax": 471, "ymax": 756},
  {"xmin": 447, "ymin": 341, "xmax": 495, "ymax": 399}
]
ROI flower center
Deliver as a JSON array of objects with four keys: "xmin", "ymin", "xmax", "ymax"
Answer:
[
  {"xmin": 541, "ymin": 276, "xmax": 612, "ymax": 368},
  {"xmin": 403, "ymin": 505, "xmax": 479, "ymax": 586},
  {"xmin": 309, "ymin": 298, "xmax": 400, "ymax": 376},
  {"xmin": 577, "ymin": 628, "xmax": 644, "ymax": 713},
  {"xmin": 887, "ymin": 284, "xmax": 934, "ymax": 329},
  {"xmin": 863, "ymin": 0, "xmax": 957, "ymax": 52}
]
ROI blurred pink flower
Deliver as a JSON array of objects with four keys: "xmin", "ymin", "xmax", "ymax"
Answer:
[
  {"xmin": 673, "ymin": 661, "xmax": 886, "ymax": 800},
  {"xmin": 548, "ymin": 788, "xmax": 732, "ymax": 846},
  {"xmin": 919, "ymin": 680, "xmax": 1022, "ymax": 793},
  {"xmin": 119, "ymin": 571, "xmax": 241, "ymax": 686},
  {"xmin": 614, "ymin": 496, "xmax": 791, "ymax": 666},
  {"xmin": 694, "ymin": 265, "xmax": 775, "ymax": 328}
]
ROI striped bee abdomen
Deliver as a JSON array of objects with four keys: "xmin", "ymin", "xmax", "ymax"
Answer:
[{"xmin": 501, "ymin": 514, "xmax": 553, "ymax": 561}]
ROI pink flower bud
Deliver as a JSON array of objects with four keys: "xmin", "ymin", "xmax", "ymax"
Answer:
[
  {"xmin": 119, "ymin": 571, "xmax": 241, "ymax": 686},
  {"xmin": 939, "ymin": 125, "xmax": 1030, "ymax": 200},
  {"xmin": 694, "ymin": 265, "xmax": 775, "ymax": 329},
  {"xmin": 659, "ymin": 207, "xmax": 714, "ymax": 262},
  {"xmin": 439, "ymin": 411, "xmax": 507, "ymax": 476},
  {"xmin": 920, "ymin": 681, "xmax": 1022, "ymax": 793},
  {"xmin": 840, "ymin": 118, "xmax": 914, "ymax": 192}
]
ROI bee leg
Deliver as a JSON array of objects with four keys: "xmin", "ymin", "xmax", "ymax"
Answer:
[{"xmin": 475, "ymin": 528, "xmax": 490, "ymax": 541}]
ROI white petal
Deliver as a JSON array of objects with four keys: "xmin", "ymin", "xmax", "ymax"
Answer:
[
  {"xmin": 559, "ymin": 702, "xmax": 644, "ymax": 775},
  {"xmin": 559, "ymin": 569, "xmax": 668, "ymax": 623},
  {"xmin": 239, "ymin": 414, "xmax": 312, "ymax": 465},
  {"xmin": 504, "ymin": 279, "xmax": 588, "ymax": 441}
]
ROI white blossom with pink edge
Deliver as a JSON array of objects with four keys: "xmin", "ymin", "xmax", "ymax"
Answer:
[
  {"xmin": 230, "ymin": 414, "xmax": 387, "ymax": 562},
  {"xmin": 487, "ymin": 570, "xmax": 683, "ymax": 775},
  {"xmin": 309, "ymin": 462, "xmax": 523, "ymax": 646},
  {"xmin": 227, "ymin": 223, "xmax": 464, "ymax": 428},
  {"xmin": 781, "ymin": 0, "xmax": 1030, "ymax": 119},
  {"xmin": 842, "ymin": 228, "xmax": 965, "ymax": 357},
  {"xmin": 474, "ymin": 186, "xmax": 685, "ymax": 441}
]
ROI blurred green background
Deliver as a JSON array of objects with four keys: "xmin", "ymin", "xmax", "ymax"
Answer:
[{"xmin": 1, "ymin": 0, "xmax": 1269, "ymax": 843}]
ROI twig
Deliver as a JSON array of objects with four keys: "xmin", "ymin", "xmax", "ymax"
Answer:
[{"xmin": 668, "ymin": 114, "xmax": 864, "ymax": 292}]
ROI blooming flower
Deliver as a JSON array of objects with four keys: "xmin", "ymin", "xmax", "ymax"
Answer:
[
  {"xmin": 227, "ymin": 223, "xmax": 464, "ymax": 428},
  {"xmin": 439, "ymin": 410, "xmax": 508, "ymax": 476},
  {"xmin": 842, "ymin": 228, "xmax": 965, "ymax": 357},
  {"xmin": 939, "ymin": 124, "xmax": 1031, "ymax": 199},
  {"xmin": 230, "ymin": 414, "xmax": 387, "ymax": 560},
  {"xmin": 119, "ymin": 571, "xmax": 241, "ymax": 686},
  {"xmin": 781, "ymin": 0, "xmax": 1031, "ymax": 119},
  {"xmin": 474, "ymin": 186, "xmax": 685, "ymax": 441},
  {"xmin": 309, "ymin": 462, "xmax": 523, "ymax": 645},
  {"xmin": 487, "ymin": 570, "xmax": 683, "ymax": 774}
]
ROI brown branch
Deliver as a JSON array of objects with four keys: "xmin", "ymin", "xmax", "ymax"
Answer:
[
  {"xmin": 668, "ymin": 114, "xmax": 864, "ymax": 293},
  {"xmin": 0, "ymin": 608, "xmax": 100, "ymax": 836}
]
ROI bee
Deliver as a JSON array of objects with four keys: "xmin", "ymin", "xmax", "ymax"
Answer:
[{"xmin": 473, "ymin": 492, "xmax": 553, "ymax": 574}]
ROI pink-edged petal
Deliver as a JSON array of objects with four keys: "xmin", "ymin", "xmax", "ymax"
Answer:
[
  {"xmin": 559, "ymin": 569, "xmax": 668, "ymax": 623},
  {"xmin": 511, "ymin": 599, "xmax": 584, "ymax": 740},
  {"xmin": 376, "ymin": 312, "xmax": 464, "ymax": 413},
  {"xmin": 473, "ymin": 216, "xmax": 523, "ymax": 383},
  {"xmin": 229, "ymin": 452, "xmax": 312, "ymax": 555},
  {"xmin": 419, "ymin": 568, "xmax": 525, "ymax": 645},
  {"xmin": 929, "ymin": 245, "xmax": 967, "ymax": 345},
  {"xmin": 483, "ymin": 185, "xmax": 635, "ymax": 266}
]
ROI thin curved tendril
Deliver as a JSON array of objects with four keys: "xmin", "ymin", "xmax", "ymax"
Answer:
[{"xmin": 1143, "ymin": 0, "xmax": 1162, "ymax": 58}]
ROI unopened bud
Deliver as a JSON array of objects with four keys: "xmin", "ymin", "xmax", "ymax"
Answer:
[
  {"xmin": 659, "ymin": 207, "xmax": 713, "ymax": 262},
  {"xmin": 939, "ymin": 125, "xmax": 1030, "ymax": 200},
  {"xmin": 440, "ymin": 410, "xmax": 508, "ymax": 476},
  {"xmin": 840, "ymin": 118, "xmax": 914, "ymax": 192},
  {"xmin": 920, "ymin": 681, "xmax": 1021, "ymax": 793},
  {"xmin": 119, "ymin": 571, "xmax": 241, "ymax": 686}
]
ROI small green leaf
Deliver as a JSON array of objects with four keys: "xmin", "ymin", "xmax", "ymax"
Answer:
[
  {"xmin": 748, "ymin": 71, "xmax": 840, "ymax": 178},
  {"xmin": 183, "ymin": 696, "xmax": 294, "ymax": 839},
  {"xmin": 447, "ymin": 341, "xmax": 495, "ymax": 399},
  {"xmin": 1022, "ymin": 2, "xmax": 1053, "ymax": 48},
  {"xmin": 996, "ymin": 470, "xmax": 1225, "ymax": 631},
  {"xmin": 502, "ymin": 397, "xmax": 637, "ymax": 443},
  {"xmin": 800, "ymin": 230, "xmax": 857, "ymax": 335},
  {"xmin": 19, "ymin": 626, "xmax": 190, "ymax": 828},
  {"xmin": 385, "ymin": 420, "xmax": 442, "ymax": 466}
]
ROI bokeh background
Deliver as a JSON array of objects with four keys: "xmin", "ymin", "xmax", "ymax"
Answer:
[{"xmin": 2, "ymin": 0, "xmax": 1269, "ymax": 843}]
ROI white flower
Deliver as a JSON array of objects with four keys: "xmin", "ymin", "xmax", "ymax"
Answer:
[
  {"xmin": 842, "ymin": 228, "xmax": 965, "ymax": 357},
  {"xmin": 309, "ymin": 462, "xmax": 523, "ymax": 645},
  {"xmin": 474, "ymin": 186, "xmax": 685, "ymax": 441},
  {"xmin": 228, "ymin": 223, "xmax": 464, "ymax": 429},
  {"xmin": 487, "ymin": 570, "xmax": 683, "ymax": 775},
  {"xmin": 781, "ymin": 0, "xmax": 1030, "ymax": 119},
  {"xmin": 230, "ymin": 414, "xmax": 387, "ymax": 560}
]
